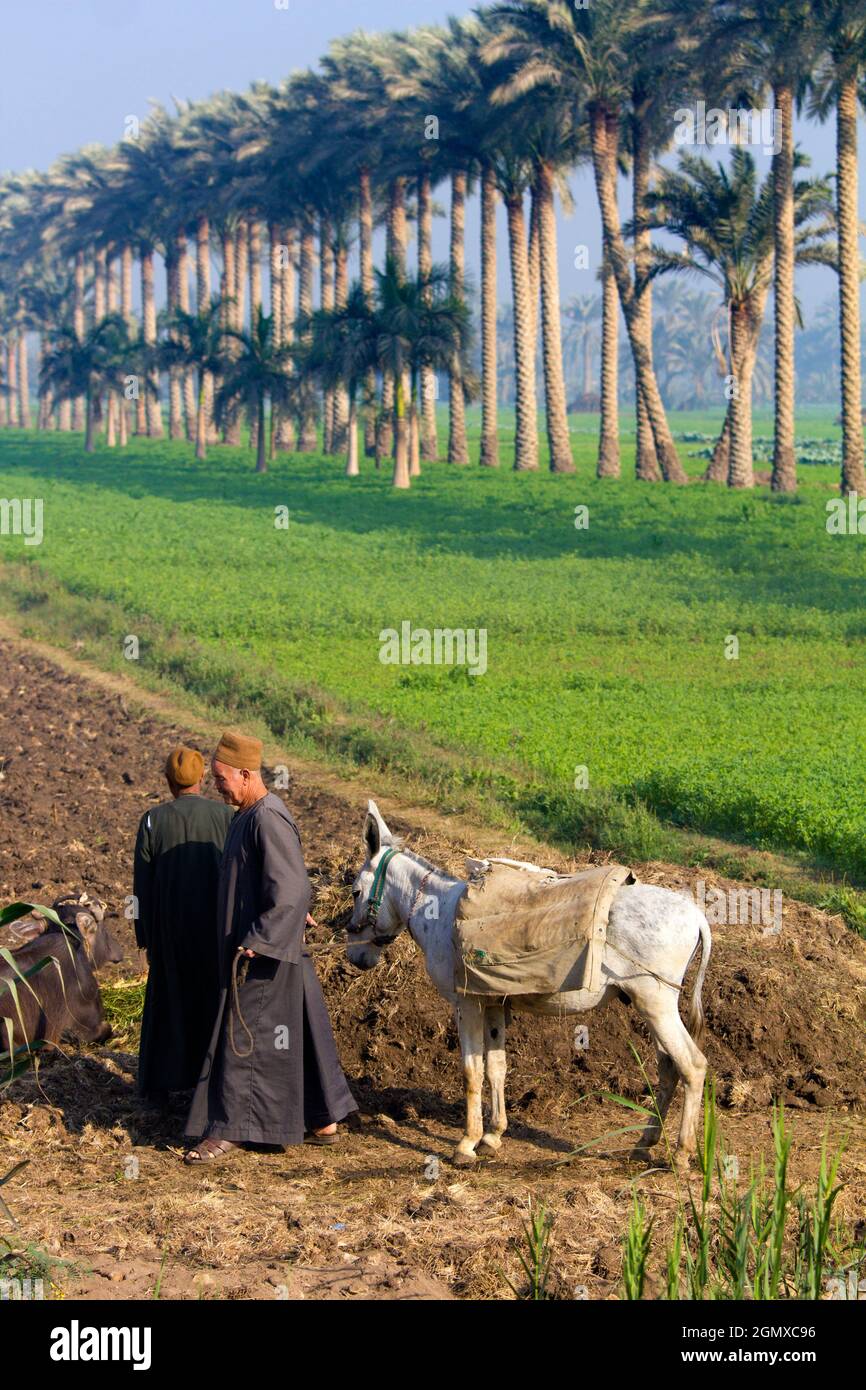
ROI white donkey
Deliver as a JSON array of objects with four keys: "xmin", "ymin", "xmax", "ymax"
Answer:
[{"xmin": 347, "ymin": 802, "xmax": 712, "ymax": 1170}]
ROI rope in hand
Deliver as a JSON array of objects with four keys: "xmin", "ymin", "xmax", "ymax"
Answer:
[
  {"xmin": 227, "ymin": 914, "xmax": 345, "ymax": 1058},
  {"xmin": 229, "ymin": 950, "xmax": 255, "ymax": 1059}
]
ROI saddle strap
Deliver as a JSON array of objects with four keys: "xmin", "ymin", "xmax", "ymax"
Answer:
[{"xmin": 606, "ymin": 942, "xmax": 683, "ymax": 992}]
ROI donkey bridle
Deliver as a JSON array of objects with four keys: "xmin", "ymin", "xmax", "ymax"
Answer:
[{"xmin": 348, "ymin": 846, "xmax": 401, "ymax": 945}]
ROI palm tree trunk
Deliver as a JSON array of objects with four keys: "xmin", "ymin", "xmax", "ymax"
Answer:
[
  {"xmin": 771, "ymin": 84, "xmax": 797, "ymax": 493},
  {"xmin": 220, "ymin": 227, "xmax": 240, "ymax": 446},
  {"xmin": 196, "ymin": 372, "xmax": 207, "ymax": 460},
  {"xmin": 836, "ymin": 75, "xmax": 865, "ymax": 495},
  {"xmin": 255, "ymin": 390, "xmax": 267, "ymax": 472},
  {"xmin": 359, "ymin": 167, "xmax": 377, "ymax": 458},
  {"xmin": 480, "ymin": 162, "xmax": 499, "ymax": 468},
  {"xmin": 728, "ymin": 301, "xmax": 754, "ymax": 488},
  {"xmin": 228, "ymin": 221, "xmax": 248, "ymax": 448},
  {"xmin": 597, "ymin": 255, "xmax": 621, "ymax": 478},
  {"xmin": 249, "ymin": 218, "xmax": 262, "ymax": 317},
  {"xmin": 320, "ymin": 217, "xmax": 336, "ymax": 454},
  {"xmin": 267, "ymin": 221, "xmax": 284, "ymax": 455},
  {"xmin": 418, "ymin": 170, "xmax": 439, "ymax": 461},
  {"xmin": 85, "ymin": 390, "xmax": 96, "ymax": 452},
  {"xmin": 298, "ymin": 216, "xmax": 318, "ymax": 452},
  {"xmin": 73, "ymin": 251, "xmax": 86, "ymax": 430},
  {"xmin": 119, "ymin": 244, "xmax": 133, "ymax": 446},
  {"xmin": 705, "ymin": 412, "xmax": 731, "ymax": 482},
  {"xmin": 506, "ymin": 192, "xmax": 538, "ymax": 471},
  {"xmin": 195, "ymin": 216, "xmax": 217, "ymax": 444},
  {"xmin": 275, "ymin": 224, "xmax": 298, "ymax": 452},
  {"xmin": 707, "ymin": 279, "xmax": 770, "ymax": 483},
  {"xmin": 392, "ymin": 361, "xmax": 410, "ymax": 489},
  {"xmin": 588, "ymin": 104, "xmax": 686, "ymax": 483},
  {"xmin": 346, "ymin": 394, "xmax": 360, "ymax": 477},
  {"xmin": 448, "ymin": 170, "xmax": 469, "ymax": 465},
  {"xmin": 632, "ymin": 112, "xmax": 660, "ymax": 482},
  {"xmin": 6, "ymin": 334, "xmax": 19, "ymax": 427},
  {"xmin": 166, "ymin": 247, "xmax": 184, "ymax": 440},
  {"xmin": 409, "ymin": 367, "xmax": 421, "ymax": 479},
  {"xmin": 333, "ymin": 243, "xmax": 350, "ymax": 454},
  {"xmin": 379, "ymin": 179, "xmax": 406, "ymax": 460},
  {"xmin": 37, "ymin": 338, "xmax": 50, "ymax": 430},
  {"xmin": 248, "ymin": 218, "xmax": 264, "ymax": 456},
  {"xmin": 176, "ymin": 233, "xmax": 196, "ymax": 441},
  {"xmin": 537, "ymin": 162, "xmax": 573, "ymax": 473},
  {"xmin": 105, "ymin": 254, "xmax": 119, "ymax": 446},
  {"xmin": 141, "ymin": 249, "xmax": 163, "ymax": 438},
  {"xmin": 17, "ymin": 330, "xmax": 29, "ymax": 429},
  {"xmin": 0, "ymin": 339, "xmax": 7, "ymax": 427},
  {"xmin": 528, "ymin": 186, "xmax": 541, "ymax": 367}
]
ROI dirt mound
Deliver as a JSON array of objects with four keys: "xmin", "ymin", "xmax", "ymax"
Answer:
[{"xmin": 1, "ymin": 636, "xmax": 865, "ymax": 1129}]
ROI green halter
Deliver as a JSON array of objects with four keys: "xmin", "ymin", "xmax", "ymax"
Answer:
[{"xmin": 362, "ymin": 846, "xmax": 400, "ymax": 933}]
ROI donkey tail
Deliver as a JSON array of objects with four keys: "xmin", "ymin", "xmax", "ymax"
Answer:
[{"xmin": 686, "ymin": 913, "xmax": 712, "ymax": 1048}]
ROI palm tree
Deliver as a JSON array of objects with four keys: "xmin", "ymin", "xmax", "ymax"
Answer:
[
  {"xmin": 320, "ymin": 33, "xmax": 400, "ymax": 459},
  {"xmin": 216, "ymin": 306, "xmax": 298, "ymax": 473},
  {"xmin": 41, "ymin": 315, "xmax": 131, "ymax": 452},
  {"xmin": 562, "ymin": 294, "xmax": 600, "ymax": 407},
  {"xmin": 351, "ymin": 257, "xmax": 473, "ymax": 488},
  {"xmin": 301, "ymin": 284, "xmax": 378, "ymax": 476},
  {"xmin": 487, "ymin": 0, "xmax": 688, "ymax": 482},
  {"xmin": 643, "ymin": 148, "xmax": 834, "ymax": 486},
  {"xmin": 809, "ymin": 0, "xmax": 866, "ymax": 494},
  {"xmin": 526, "ymin": 96, "xmax": 583, "ymax": 473},
  {"xmin": 702, "ymin": 0, "xmax": 823, "ymax": 492},
  {"xmin": 160, "ymin": 302, "xmax": 229, "ymax": 460}
]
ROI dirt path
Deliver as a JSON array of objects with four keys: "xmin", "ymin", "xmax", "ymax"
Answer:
[{"xmin": 1, "ymin": 629, "xmax": 865, "ymax": 1300}]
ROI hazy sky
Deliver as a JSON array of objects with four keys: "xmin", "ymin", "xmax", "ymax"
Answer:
[{"xmin": 2, "ymin": 0, "xmax": 863, "ymax": 316}]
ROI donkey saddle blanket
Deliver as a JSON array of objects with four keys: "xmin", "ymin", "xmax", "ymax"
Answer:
[{"xmin": 453, "ymin": 860, "xmax": 635, "ymax": 998}]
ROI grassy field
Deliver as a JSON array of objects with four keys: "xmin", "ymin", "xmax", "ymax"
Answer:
[{"xmin": 1, "ymin": 404, "xmax": 865, "ymax": 886}]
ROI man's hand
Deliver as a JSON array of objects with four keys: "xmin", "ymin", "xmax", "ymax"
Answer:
[{"xmin": 239, "ymin": 947, "xmax": 256, "ymax": 958}]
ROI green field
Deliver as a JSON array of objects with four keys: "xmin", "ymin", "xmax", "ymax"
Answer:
[{"xmin": 2, "ymin": 406, "xmax": 865, "ymax": 886}]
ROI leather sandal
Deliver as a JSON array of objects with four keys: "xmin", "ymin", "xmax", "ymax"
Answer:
[{"xmin": 184, "ymin": 1137, "xmax": 238, "ymax": 1165}]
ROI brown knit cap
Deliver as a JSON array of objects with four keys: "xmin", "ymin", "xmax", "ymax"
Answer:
[
  {"xmin": 213, "ymin": 729, "xmax": 263, "ymax": 772},
  {"xmin": 165, "ymin": 745, "xmax": 204, "ymax": 788}
]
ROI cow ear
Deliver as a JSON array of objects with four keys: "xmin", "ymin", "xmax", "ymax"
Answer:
[
  {"xmin": 75, "ymin": 911, "xmax": 97, "ymax": 938},
  {"xmin": 364, "ymin": 799, "xmax": 391, "ymax": 859}
]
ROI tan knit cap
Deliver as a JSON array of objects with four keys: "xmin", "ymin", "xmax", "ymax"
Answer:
[
  {"xmin": 213, "ymin": 729, "xmax": 263, "ymax": 771},
  {"xmin": 165, "ymin": 745, "xmax": 204, "ymax": 788}
]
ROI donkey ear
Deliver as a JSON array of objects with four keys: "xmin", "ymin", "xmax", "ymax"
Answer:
[{"xmin": 364, "ymin": 799, "xmax": 391, "ymax": 858}]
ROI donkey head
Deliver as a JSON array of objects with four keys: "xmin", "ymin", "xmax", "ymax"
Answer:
[{"xmin": 346, "ymin": 800, "xmax": 404, "ymax": 971}]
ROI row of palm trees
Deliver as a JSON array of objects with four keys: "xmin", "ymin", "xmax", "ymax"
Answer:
[{"xmin": 0, "ymin": 0, "xmax": 864, "ymax": 490}]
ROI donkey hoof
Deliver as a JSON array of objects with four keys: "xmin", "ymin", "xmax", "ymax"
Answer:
[
  {"xmin": 452, "ymin": 1149, "xmax": 478, "ymax": 1168},
  {"xmin": 476, "ymin": 1137, "xmax": 501, "ymax": 1158},
  {"xmin": 673, "ymin": 1151, "xmax": 693, "ymax": 1174}
]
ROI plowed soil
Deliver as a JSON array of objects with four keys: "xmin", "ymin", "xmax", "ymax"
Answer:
[{"xmin": 1, "ymin": 633, "xmax": 864, "ymax": 1301}]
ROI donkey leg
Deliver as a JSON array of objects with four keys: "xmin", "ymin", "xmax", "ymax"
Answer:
[
  {"xmin": 632, "ymin": 990, "xmax": 707, "ymax": 1169},
  {"xmin": 454, "ymin": 1000, "xmax": 486, "ymax": 1167},
  {"xmin": 477, "ymin": 1004, "xmax": 507, "ymax": 1156},
  {"xmin": 633, "ymin": 1046, "xmax": 679, "ymax": 1156}
]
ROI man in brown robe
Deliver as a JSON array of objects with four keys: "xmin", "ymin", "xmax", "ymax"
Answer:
[
  {"xmin": 134, "ymin": 746, "xmax": 233, "ymax": 1105},
  {"xmin": 184, "ymin": 730, "xmax": 355, "ymax": 1163}
]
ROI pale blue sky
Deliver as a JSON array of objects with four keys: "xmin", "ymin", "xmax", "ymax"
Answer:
[{"xmin": 2, "ymin": 0, "xmax": 862, "ymax": 316}]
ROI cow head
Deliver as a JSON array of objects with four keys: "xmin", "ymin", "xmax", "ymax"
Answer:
[{"xmin": 52, "ymin": 893, "xmax": 125, "ymax": 969}]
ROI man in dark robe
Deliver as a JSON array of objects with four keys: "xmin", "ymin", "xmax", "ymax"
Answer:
[
  {"xmin": 133, "ymin": 745, "xmax": 234, "ymax": 1104},
  {"xmin": 184, "ymin": 730, "xmax": 356, "ymax": 1163}
]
